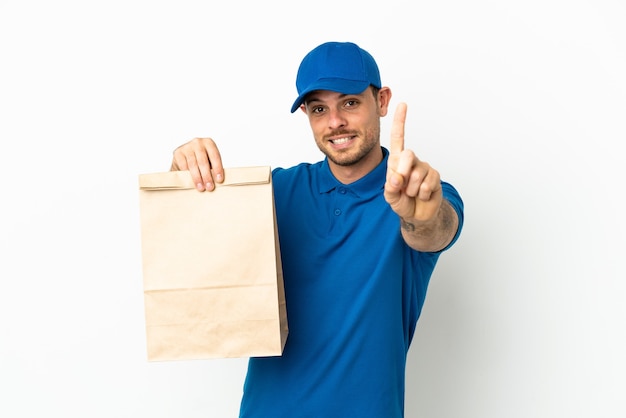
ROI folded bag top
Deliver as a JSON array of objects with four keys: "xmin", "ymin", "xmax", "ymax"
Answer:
[{"xmin": 138, "ymin": 166, "xmax": 270, "ymax": 190}]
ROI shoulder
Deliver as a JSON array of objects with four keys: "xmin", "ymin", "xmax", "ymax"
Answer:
[
  {"xmin": 441, "ymin": 180, "xmax": 463, "ymax": 203},
  {"xmin": 441, "ymin": 181, "xmax": 464, "ymax": 220},
  {"xmin": 272, "ymin": 161, "xmax": 320, "ymax": 175},
  {"xmin": 439, "ymin": 181, "xmax": 465, "ymax": 252},
  {"xmin": 272, "ymin": 161, "xmax": 323, "ymax": 185}
]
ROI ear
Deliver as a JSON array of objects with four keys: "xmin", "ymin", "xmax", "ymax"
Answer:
[
  {"xmin": 299, "ymin": 104, "xmax": 307, "ymax": 114},
  {"xmin": 377, "ymin": 87, "xmax": 392, "ymax": 117}
]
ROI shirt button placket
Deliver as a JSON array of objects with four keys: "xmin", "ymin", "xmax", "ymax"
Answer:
[{"xmin": 335, "ymin": 187, "xmax": 347, "ymax": 216}]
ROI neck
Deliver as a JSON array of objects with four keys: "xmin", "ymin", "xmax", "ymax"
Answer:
[{"xmin": 329, "ymin": 146, "xmax": 384, "ymax": 184}]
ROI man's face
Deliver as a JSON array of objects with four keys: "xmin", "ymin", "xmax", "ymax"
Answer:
[{"xmin": 302, "ymin": 88, "xmax": 390, "ymax": 168}]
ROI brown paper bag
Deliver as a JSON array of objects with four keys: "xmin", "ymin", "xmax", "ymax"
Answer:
[{"xmin": 138, "ymin": 166, "xmax": 288, "ymax": 361}]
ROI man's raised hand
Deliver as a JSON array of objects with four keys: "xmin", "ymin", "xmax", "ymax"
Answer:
[{"xmin": 384, "ymin": 103, "xmax": 443, "ymax": 222}]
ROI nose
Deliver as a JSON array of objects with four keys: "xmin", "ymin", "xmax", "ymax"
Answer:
[{"xmin": 327, "ymin": 108, "xmax": 347, "ymax": 130}]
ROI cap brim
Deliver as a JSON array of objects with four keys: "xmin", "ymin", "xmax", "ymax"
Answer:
[{"xmin": 290, "ymin": 79, "xmax": 371, "ymax": 113}]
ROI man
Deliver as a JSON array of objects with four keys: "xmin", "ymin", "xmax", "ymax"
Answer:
[{"xmin": 170, "ymin": 41, "xmax": 464, "ymax": 418}]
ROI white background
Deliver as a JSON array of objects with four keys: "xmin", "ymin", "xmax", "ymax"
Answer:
[{"xmin": 1, "ymin": 0, "xmax": 624, "ymax": 416}]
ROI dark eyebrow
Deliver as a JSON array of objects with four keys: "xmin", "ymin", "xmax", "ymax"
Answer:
[{"xmin": 305, "ymin": 92, "xmax": 362, "ymax": 105}]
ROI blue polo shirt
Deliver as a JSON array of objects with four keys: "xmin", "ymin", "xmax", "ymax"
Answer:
[{"xmin": 239, "ymin": 147, "xmax": 464, "ymax": 418}]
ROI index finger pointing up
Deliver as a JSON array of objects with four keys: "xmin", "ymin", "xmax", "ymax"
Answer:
[{"xmin": 390, "ymin": 102, "xmax": 407, "ymax": 154}]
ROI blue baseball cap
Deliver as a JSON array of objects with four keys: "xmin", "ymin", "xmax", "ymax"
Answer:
[{"xmin": 290, "ymin": 41, "xmax": 382, "ymax": 113}]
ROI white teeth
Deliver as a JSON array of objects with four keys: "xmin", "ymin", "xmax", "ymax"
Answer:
[{"xmin": 332, "ymin": 137, "xmax": 350, "ymax": 145}]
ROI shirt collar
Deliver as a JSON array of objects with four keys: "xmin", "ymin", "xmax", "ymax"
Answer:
[{"xmin": 318, "ymin": 147, "xmax": 389, "ymax": 198}]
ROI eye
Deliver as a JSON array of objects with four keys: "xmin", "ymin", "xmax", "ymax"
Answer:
[
  {"xmin": 311, "ymin": 105, "xmax": 325, "ymax": 114},
  {"xmin": 344, "ymin": 99, "xmax": 358, "ymax": 108}
]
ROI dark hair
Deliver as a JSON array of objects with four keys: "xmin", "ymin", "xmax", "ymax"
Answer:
[{"xmin": 370, "ymin": 85, "xmax": 381, "ymax": 104}]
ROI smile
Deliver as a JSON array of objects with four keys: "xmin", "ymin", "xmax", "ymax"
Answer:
[{"xmin": 330, "ymin": 136, "xmax": 353, "ymax": 145}]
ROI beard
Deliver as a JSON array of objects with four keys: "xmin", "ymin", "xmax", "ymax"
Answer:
[{"xmin": 316, "ymin": 124, "xmax": 380, "ymax": 167}]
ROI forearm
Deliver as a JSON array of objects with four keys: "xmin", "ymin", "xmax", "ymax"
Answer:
[{"xmin": 400, "ymin": 199, "xmax": 459, "ymax": 252}]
